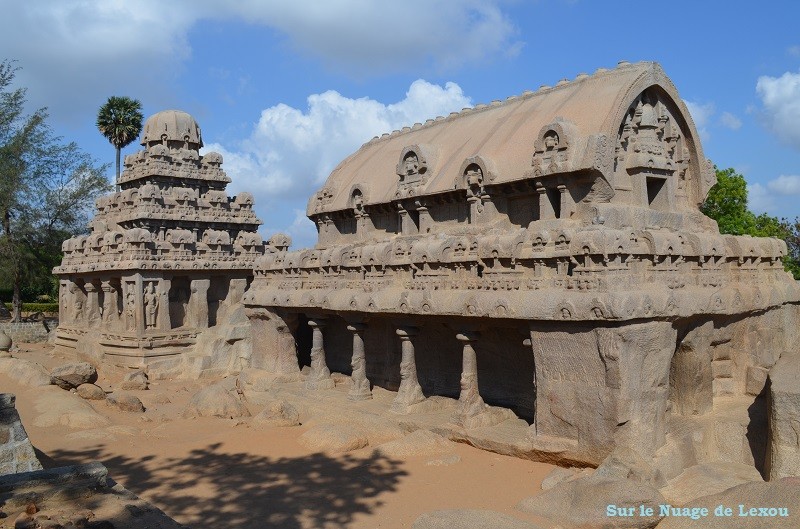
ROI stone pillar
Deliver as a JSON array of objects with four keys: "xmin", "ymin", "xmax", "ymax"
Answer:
[
  {"xmin": 467, "ymin": 196, "xmax": 480, "ymax": 224},
  {"xmin": 226, "ymin": 278, "xmax": 248, "ymax": 306},
  {"xmin": 537, "ymin": 184, "xmax": 554, "ymax": 220},
  {"xmin": 188, "ymin": 279, "xmax": 210, "ymax": 329},
  {"xmin": 306, "ymin": 317, "xmax": 334, "ymax": 390},
  {"xmin": 522, "ymin": 337, "xmax": 537, "ymax": 435},
  {"xmin": 84, "ymin": 281, "xmax": 101, "ymax": 327},
  {"xmin": 347, "ymin": 322, "xmax": 371, "ymax": 400},
  {"xmin": 558, "ymin": 184, "xmax": 569, "ymax": 219},
  {"xmin": 355, "ymin": 213, "xmax": 372, "ymax": 241},
  {"xmin": 398, "ymin": 206, "xmax": 412, "ymax": 236},
  {"xmin": 417, "ymin": 204, "xmax": 431, "ymax": 234},
  {"xmin": 100, "ymin": 280, "xmax": 118, "ymax": 326},
  {"xmin": 392, "ymin": 326, "xmax": 425, "ymax": 413},
  {"xmin": 157, "ymin": 278, "xmax": 171, "ymax": 330},
  {"xmin": 453, "ymin": 331, "xmax": 488, "ymax": 426}
]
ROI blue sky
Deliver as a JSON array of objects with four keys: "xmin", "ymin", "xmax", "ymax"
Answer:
[{"xmin": 2, "ymin": 0, "xmax": 800, "ymax": 249}]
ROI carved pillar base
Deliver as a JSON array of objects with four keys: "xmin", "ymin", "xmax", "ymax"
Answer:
[
  {"xmin": 391, "ymin": 326, "xmax": 426, "ymax": 413},
  {"xmin": 347, "ymin": 323, "xmax": 372, "ymax": 400},
  {"xmin": 452, "ymin": 331, "xmax": 510, "ymax": 429},
  {"xmin": 306, "ymin": 318, "xmax": 334, "ymax": 390}
]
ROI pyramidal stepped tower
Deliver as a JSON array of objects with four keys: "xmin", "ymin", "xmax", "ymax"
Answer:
[{"xmin": 53, "ymin": 110, "xmax": 269, "ymax": 366}]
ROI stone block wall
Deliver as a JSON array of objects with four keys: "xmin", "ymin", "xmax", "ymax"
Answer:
[
  {"xmin": 0, "ymin": 321, "xmax": 56, "ymax": 344},
  {"xmin": 0, "ymin": 394, "xmax": 42, "ymax": 475}
]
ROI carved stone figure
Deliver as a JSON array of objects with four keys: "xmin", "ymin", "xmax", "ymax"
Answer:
[
  {"xmin": 71, "ymin": 286, "xmax": 83, "ymax": 322},
  {"xmin": 402, "ymin": 153, "xmax": 419, "ymax": 179},
  {"xmin": 125, "ymin": 285, "xmax": 136, "ymax": 332},
  {"xmin": 144, "ymin": 283, "xmax": 158, "ymax": 329}
]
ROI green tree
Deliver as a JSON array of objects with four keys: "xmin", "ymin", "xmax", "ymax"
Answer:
[
  {"xmin": 0, "ymin": 60, "xmax": 111, "ymax": 321},
  {"xmin": 701, "ymin": 167, "xmax": 756, "ymax": 235},
  {"xmin": 96, "ymin": 96, "xmax": 143, "ymax": 180},
  {"xmin": 702, "ymin": 166, "xmax": 800, "ymax": 279}
]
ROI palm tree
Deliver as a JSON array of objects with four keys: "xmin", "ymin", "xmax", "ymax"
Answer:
[{"xmin": 96, "ymin": 96, "xmax": 144, "ymax": 180}]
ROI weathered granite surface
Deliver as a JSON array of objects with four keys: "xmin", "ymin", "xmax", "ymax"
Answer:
[
  {"xmin": 241, "ymin": 61, "xmax": 800, "ymax": 476},
  {"xmin": 0, "ymin": 393, "xmax": 42, "ymax": 476},
  {"xmin": 52, "ymin": 110, "xmax": 267, "ymax": 370}
]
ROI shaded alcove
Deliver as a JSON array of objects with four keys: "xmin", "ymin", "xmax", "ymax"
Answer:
[
  {"xmin": 295, "ymin": 314, "xmax": 313, "ymax": 370},
  {"xmin": 207, "ymin": 275, "xmax": 230, "ymax": 327},
  {"xmin": 169, "ymin": 276, "xmax": 191, "ymax": 328}
]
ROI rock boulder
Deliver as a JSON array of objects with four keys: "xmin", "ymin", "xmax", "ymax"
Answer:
[
  {"xmin": 182, "ymin": 384, "xmax": 250, "ymax": 419},
  {"xmin": 120, "ymin": 370, "xmax": 148, "ymax": 391},
  {"xmin": 252, "ymin": 400, "xmax": 300, "ymax": 428},
  {"xmin": 76, "ymin": 383, "xmax": 106, "ymax": 401},
  {"xmin": 50, "ymin": 362, "xmax": 97, "ymax": 390},
  {"xmin": 517, "ymin": 475, "xmax": 665, "ymax": 529}
]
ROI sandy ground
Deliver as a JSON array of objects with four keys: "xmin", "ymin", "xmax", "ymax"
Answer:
[{"xmin": 2, "ymin": 342, "xmax": 554, "ymax": 529}]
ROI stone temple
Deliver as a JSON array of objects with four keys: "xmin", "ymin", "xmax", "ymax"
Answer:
[
  {"xmin": 50, "ymin": 62, "xmax": 800, "ymax": 485},
  {"xmin": 242, "ymin": 62, "xmax": 800, "ymax": 478},
  {"xmin": 53, "ymin": 110, "xmax": 267, "ymax": 370}
]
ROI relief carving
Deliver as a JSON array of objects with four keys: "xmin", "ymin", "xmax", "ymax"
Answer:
[{"xmin": 144, "ymin": 283, "xmax": 158, "ymax": 330}]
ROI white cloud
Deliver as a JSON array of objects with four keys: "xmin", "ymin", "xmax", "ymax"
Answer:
[
  {"xmin": 766, "ymin": 175, "xmax": 800, "ymax": 195},
  {"xmin": 210, "ymin": 0, "xmax": 520, "ymax": 73},
  {"xmin": 0, "ymin": 1, "xmax": 195, "ymax": 123},
  {"xmin": 0, "ymin": 0, "xmax": 517, "ymax": 122},
  {"xmin": 205, "ymin": 79, "xmax": 471, "ymax": 248},
  {"xmin": 720, "ymin": 111, "xmax": 742, "ymax": 130},
  {"xmin": 756, "ymin": 70, "xmax": 800, "ymax": 149},
  {"xmin": 747, "ymin": 182, "xmax": 773, "ymax": 215},
  {"xmin": 683, "ymin": 100, "xmax": 715, "ymax": 141}
]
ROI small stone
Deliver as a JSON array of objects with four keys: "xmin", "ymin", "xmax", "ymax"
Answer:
[
  {"xmin": 182, "ymin": 384, "xmax": 250, "ymax": 419},
  {"xmin": 76, "ymin": 384, "xmax": 106, "ymax": 400},
  {"xmin": 375, "ymin": 430, "xmax": 454, "ymax": 458},
  {"xmin": 299, "ymin": 424, "xmax": 369, "ymax": 453},
  {"xmin": 152, "ymin": 393, "xmax": 171, "ymax": 404},
  {"xmin": 108, "ymin": 394, "xmax": 145, "ymax": 413},
  {"xmin": 120, "ymin": 370, "xmax": 148, "ymax": 391},
  {"xmin": 14, "ymin": 512, "xmax": 36, "ymax": 529},
  {"xmin": 252, "ymin": 400, "xmax": 300, "ymax": 428},
  {"xmin": 0, "ymin": 330, "xmax": 12, "ymax": 352},
  {"xmin": 50, "ymin": 362, "xmax": 97, "ymax": 390}
]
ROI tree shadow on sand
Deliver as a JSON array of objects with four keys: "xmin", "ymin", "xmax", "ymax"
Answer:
[{"xmin": 45, "ymin": 443, "xmax": 407, "ymax": 529}]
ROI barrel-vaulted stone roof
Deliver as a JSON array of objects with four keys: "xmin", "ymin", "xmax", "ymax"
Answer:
[{"xmin": 307, "ymin": 61, "xmax": 713, "ymax": 217}]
